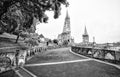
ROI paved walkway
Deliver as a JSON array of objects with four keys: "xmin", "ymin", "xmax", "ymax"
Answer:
[
  {"xmin": 15, "ymin": 58, "xmax": 92, "ymax": 77},
  {"xmin": 15, "ymin": 47, "xmax": 120, "ymax": 77}
]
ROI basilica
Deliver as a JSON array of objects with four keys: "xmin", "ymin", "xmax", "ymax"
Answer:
[
  {"xmin": 57, "ymin": 9, "xmax": 93, "ymax": 46},
  {"xmin": 57, "ymin": 10, "xmax": 74, "ymax": 45}
]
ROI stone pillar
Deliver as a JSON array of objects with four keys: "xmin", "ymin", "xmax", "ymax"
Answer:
[{"xmin": 15, "ymin": 50, "xmax": 20, "ymax": 67}]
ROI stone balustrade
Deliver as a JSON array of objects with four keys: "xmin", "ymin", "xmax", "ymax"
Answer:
[
  {"xmin": 71, "ymin": 46, "xmax": 120, "ymax": 64},
  {"xmin": 0, "ymin": 46, "xmax": 47, "ymax": 73}
]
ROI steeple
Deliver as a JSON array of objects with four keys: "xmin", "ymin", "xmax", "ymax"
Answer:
[
  {"xmin": 65, "ymin": 10, "xmax": 70, "ymax": 19},
  {"xmin": 93, "ymin": 37, "xmax": 95, "ymax": 43},
  {"xmin": 63, "ymin": 9, "xmax": 71, "ymax": 33},
  {"xmin": 84, "ymin": 26, "xmax": 88, "ymax": 35},
  {"xmin": 82, "ymin": 26, "xmax": 89, "ymax": 44}
]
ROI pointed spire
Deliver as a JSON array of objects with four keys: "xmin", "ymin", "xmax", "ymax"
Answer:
[
  {"xmin": 84, "ymin": 26, "xmax": 88, "ymax": 35},
  {"xmin": 65, "ymin": 9, "xmax": 70, "ymax": 19},
  {"xmin": 93, "ymin": 37, "xmax": 95, "ymax": 42},
  {"xmin": 63, "ymin": 9, "xmax": 70, "ymax": 33}
]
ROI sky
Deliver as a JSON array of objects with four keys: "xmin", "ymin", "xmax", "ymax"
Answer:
[{"xmin": 36, "ymin": 0, "xmax": 120, "ymax": 43}]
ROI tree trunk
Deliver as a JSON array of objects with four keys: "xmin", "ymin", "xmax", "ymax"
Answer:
[{"xmin": 15, "ymin": 34, "xmax": 20, "ymax": 43}]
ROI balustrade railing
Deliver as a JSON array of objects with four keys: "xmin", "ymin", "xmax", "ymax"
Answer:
[
  {"xmin": 71, "ymin": 46, "xmax": 120, "ymax": 64},
  {"xmin": 0, "ymin": 46, "xmax": 47, "ymax": 73}
]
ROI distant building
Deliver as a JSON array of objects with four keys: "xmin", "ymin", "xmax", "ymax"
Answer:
[
  {"xmin": 38, "ymin": 34, "xmax": 47, "ymax": 43},
  {"xmin": 109, "ymin": 46, "xmax": 120, "ymax": 51},
  {"xmin": 96, "ymin": 43, "xmax": 120, "ymax": 51},
  {"xmin": 57, "ymin": 10, "xmax": 74, "ymax": 45},
  {"xmin": 82, "ymin": 26, "xmax": 89, "ymax": 45}
]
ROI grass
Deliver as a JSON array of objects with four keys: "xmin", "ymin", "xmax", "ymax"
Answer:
[
  {"xmin": 25, "ymin": 60, "xmax": 120, "ymax": 77},
  {"xmin": 26, "ymin": 48, "xmax": 86, "ymax": 64}
]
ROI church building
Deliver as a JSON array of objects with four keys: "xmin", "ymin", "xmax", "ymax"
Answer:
[
  {"xmin": 57, "ymin": 10, "xmax": 74, "ymax": 45},
  {"xmin": 82, "ymin": 26, "xmax": 89, "ymax": 45}
]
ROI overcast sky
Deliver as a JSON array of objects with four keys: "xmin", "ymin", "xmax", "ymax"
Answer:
[{"xmin": 36, "ymin": 0, "xmax": 120, "ymax": 43}]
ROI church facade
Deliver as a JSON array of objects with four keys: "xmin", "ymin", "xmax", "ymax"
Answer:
[{"xmin": 57, "ymin": 10, "xmax": 74, "ymax": 45}]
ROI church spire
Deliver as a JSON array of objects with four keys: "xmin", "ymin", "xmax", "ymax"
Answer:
[
  {"xmin": 84, "ymin": 26, "xmax": 88, "ymax": 35},
  {"xmin": 63, "ymin": 9, "xmax": 71, "ymax": 33},
  {"xmin": 65, "ymin": 9, "xmax": 70, "ymax": 19}
]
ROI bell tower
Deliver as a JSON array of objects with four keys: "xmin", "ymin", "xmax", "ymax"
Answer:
[{"xmin": 82, "ymin": 26, "xmax": 89, "ymax": 44}]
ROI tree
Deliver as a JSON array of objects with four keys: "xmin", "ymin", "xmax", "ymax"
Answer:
[
  {"xmin": 19, "ymin": 32, "xmax": 30, "ymax": 40},
  {"xmin": 24, "ymin": 38, "xmax": 39, "ymax": 47},
  {"xmin": 0, "ymin": 26, "xmax": 4, "ymax": 34},
  {"xmin": 0, "ymin": 0, "xmax": 69, "ymax": 43},
  {"xmin": 53, "ymin": 39, "xmax": 58, "ymax": 45}
]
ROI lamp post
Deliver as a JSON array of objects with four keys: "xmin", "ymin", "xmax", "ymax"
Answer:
[{"xmin": 92, "ymin": 37, "xmax": 95, "ymax": 57}]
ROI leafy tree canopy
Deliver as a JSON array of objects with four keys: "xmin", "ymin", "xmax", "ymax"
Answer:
[
  {"xmin": 24, "ymin": 38, "xmax": 39, "ymax": 47},
  {"xmin": 0, "ymin": 0, "xmax": 69, "ymax": 33}
]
